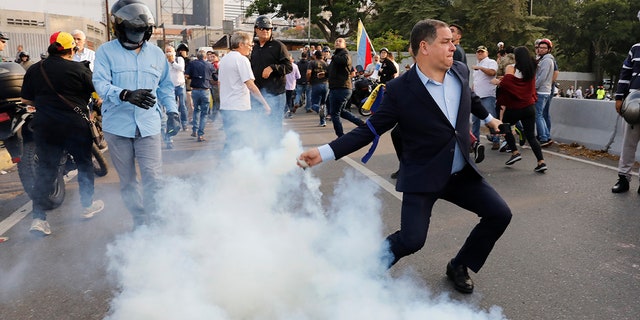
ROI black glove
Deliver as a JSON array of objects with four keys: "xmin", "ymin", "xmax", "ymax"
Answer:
[
  {"xmin": 120, "ymin": 89, "xmax": 156, "ymax": 110},
  {"xmin": 166, "ymin": 112, "xmax": 181, "ymax": 137}
]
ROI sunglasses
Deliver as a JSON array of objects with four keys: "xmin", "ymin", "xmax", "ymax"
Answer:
[
  {"xmin": 256, "ymin": 27, "xmax": 272, "ymax": 31},
  {"xmin": 0, "ymin": 40, "xmax": 6, "ymax": 44}
]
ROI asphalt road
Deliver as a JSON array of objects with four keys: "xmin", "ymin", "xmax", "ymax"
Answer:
[{"xmin": 0, "ymin": 110, "xmax": 638, "ymax": 320}]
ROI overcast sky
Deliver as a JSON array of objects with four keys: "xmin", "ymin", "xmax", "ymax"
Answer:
[{"xmin": 0, "ymin": 0, "xmax": 156, "ymax": 23}]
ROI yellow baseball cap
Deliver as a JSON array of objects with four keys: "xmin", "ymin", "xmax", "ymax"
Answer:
[{"xmin": 49, "ymin": 31, "xmax": 76, "ymax": 51}]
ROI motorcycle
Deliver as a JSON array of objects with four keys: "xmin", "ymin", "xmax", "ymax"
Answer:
[
  {"xmin": 0, "ymin": 62, "xmax": 108, "ymax": 210},
  {"xmin": 351, "ymin": 76, "xmax": 376, "ymax": 117}
]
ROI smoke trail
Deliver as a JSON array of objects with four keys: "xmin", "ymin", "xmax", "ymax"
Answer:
[{"xmin": 105, "ymin": 131, "xmax": 506, "ymax": 320}]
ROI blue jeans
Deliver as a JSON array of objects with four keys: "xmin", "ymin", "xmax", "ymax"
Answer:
[
  {"xmin": 191, "ymin": 89, "xmax": 210, "ymax": 136},
  {"xmin": 251, "ymin": 89, "xmax": 286, "ymax": 144},
  {"xmin": 543, "ymin": 94, "xmax": 553, "ymax": 133},
  {"xmin": 472, "ymin": 96, "xmax": 498, "ymax": 143},
  {"xmin": 328, "ymin": 87, "xmax": 364, "ymax": 137},
  {"xmin": 295, "ymin": 83, "xmax": 312, "ymax": 111},
  {"xmin": 535, "ymin": 93, "xmax": 551, "ymax": 141},
  {"xmin": 209, "ymin": 85, "xmax": 220, "ymax": 121},
  {"xmin": 220, "ymin": 110, "xmax": 255, "ymax": 153},
  {"xmin": 104, "ymin": 131, "xmax": 162, "ymax": 226},
  {"xmin": 310, "ymin": 83, "xmax": 328, "ymax": 124},
  {"xmin": 174, "ymin": 85, "xmax": 187, "ymax": 126}
]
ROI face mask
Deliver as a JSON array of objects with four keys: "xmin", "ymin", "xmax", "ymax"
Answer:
[{"xmin": 125, "ymin": 27, "xmax": 146, "ymax": 44}]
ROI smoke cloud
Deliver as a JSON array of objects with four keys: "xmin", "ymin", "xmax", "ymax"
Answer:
[{"xmin": 105, "ymin": 131, "xmax": 506, "ymax": 320}]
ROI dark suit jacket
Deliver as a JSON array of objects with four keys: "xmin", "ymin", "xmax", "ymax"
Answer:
[{"xmin": 328, "ymin": 61, "xmax": 489, "ymax": 193}]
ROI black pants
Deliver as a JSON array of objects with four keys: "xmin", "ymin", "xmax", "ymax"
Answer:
[
  {"xmin": 31, "ymin": 117, "xmax": 94, "ymax": 219},
  {"xmin": 386, "ymin": 165, "xmax": 512, "ymax": 272},
  {"xmin": 502, "ymin": 104, "xmax": 544, "ymax": 161},
  {"xmin": 285, "ymin": 89, "xmax": 295, "ymax": 114}
]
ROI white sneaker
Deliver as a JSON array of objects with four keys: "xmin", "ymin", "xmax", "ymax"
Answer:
[
  {"xmin": 30, "ymin": 218, "xmax": 51, "ymax": 236},
  {"xmin": 83, "ymin": 200, "xmax": 105, "ymax": 219}
]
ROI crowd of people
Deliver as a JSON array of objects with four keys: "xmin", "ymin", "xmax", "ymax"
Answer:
[
  {"xmin": 558, "ymin": 84, "xmax": 612, "ymax": 100},
  {"xmin": 5, "ymin": 0, "xmax": 639, "ymax": 297}
]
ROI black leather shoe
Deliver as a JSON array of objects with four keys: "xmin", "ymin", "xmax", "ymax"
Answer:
[
  {"xmin": 446, "ymin": 260, "xmax": 474, "ymax": 294},
  {"xmin": 390, "ymin": 170, "xmax": 399, "ymax": 179},
  {"xmin": 612, "ymin": 175, "xmax": 629, "ymax": 193}
]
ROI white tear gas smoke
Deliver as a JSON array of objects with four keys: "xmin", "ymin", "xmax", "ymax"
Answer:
[{"xmin": 105, "ymin": 131, "xmax": 506, "ymax": 320}]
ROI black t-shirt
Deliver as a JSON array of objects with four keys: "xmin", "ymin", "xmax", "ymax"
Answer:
[
  {"xmin": 379, "ymin": 58, "xmax": 397, "ymax": 84},
  {"xmin": 308, "ymin": 60, "xmax": 329, "ymax": 85},
  {"xmin": 21, "ymin": 56, "xmax": 94, "ymax": 126},
  {"xmin": 296, "ymin": 59, "xmax": 309, "ymax": 85}
]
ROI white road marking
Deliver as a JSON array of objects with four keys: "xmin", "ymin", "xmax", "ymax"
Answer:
[
  {"xmin": 0, "ymin": 170, "xmax": 77, "ymax": 236},
  {"xmin": 340, "ymin": 148, "xmax": 638, "ymax": 202},
  {"xmin": 341, "ymin": 157, "xmax": 403, "ymax": 201}
]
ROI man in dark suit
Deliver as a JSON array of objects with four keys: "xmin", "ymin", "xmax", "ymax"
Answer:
[{"xmin": 298, "ymin": 19, "xmax": 512, "ymax": 294}]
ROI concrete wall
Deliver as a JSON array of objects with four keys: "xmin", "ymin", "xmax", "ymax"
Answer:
[{"xmin": 550, "ymin": 97, "xmax": 640, "ymax": 160}]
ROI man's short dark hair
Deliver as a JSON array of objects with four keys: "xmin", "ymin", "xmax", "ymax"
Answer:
[
  {"xmin": 47, "ymin": 43, "xmax": 72, "ymax": 56},
  {"xmin": 450, "ymin": 23, "xmax": 463, "ymax": 34},
  {"xmin": 410, "ymin": 19, "xmax": 449, "ymax": 57}
]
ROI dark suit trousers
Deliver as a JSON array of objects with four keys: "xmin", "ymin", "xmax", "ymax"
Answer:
[{"xmin": 386, "ymin": 165, "xmax": 512, "ymax": 273}]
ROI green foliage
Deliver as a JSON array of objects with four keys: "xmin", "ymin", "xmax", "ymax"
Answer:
[
  {"xmin": 252, "ymin": 0, "xmax": 640, "ymax": 78},
  {"xmin": 245, "ymin": 0, "xmax": 372, "ymax": 42},
  {"xmin": 368, "ymin": 0, "xmax": 444, "ymax": 39},
  {"xmin": 370, "ymin": 30, "xmax": 410, "ymax": 60}
]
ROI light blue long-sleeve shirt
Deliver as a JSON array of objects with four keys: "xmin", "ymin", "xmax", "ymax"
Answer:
[
  {"xmin": 93, "ymin": 40, "xmax": 177, "ymax": 138},
  {"xmin": 319, "ymin": 66, "xmax": 492, "ymax": 174}
]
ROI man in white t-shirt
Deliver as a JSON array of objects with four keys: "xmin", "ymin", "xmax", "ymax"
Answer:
[
  {"xmin": 363, "ymin": 54, "xmax": 381, "ymax": 81},
  {"xmin": 219, "ymin": 31, "xmax": 270, "ymax": 153},
  {"xmin": 471, "ymin": 45, "xmax": 499, "ymax": 149},
  {"xmin": 165, "ymin": 45, "xmax": 188, "ymax": 131},
  {"xmin": 71, "ymin": 30, "xmax": 96, "ymax": 71}
]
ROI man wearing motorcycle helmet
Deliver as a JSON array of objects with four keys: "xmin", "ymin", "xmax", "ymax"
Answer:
[
  {"xmin": 18, "ymin": 51, "xmax": 34, "ymax": 71},
  {"xmin": 611, "ymin": 10, "xmax": 640, "ymax": 194},
  {"xmin": 0, "ymin": 32, "xmax": 8, "ymax": 57},
  {"xmin": 21, "ymin": 31, "xmax": 103, "ymax": 236},
  {"xmin": 378, "ymin": 47, "xmax": 397, "ymax": 84},
  {"xmin": 93, "ymin": 0, "xmax": 180, "ymax": 228},
  {"xmin": 250, "ymin": 15, "xmax": 292, "ymax": 144}
]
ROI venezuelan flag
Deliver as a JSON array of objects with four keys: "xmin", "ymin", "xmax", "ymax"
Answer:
[{"xmin": 356, "ymin": 20, "xmax": 375, "ymax": 69}]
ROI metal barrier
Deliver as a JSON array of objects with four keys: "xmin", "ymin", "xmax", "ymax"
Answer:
[{"xmin": 550, "ymin": 97, "xmax": 640, "ymax": 159}]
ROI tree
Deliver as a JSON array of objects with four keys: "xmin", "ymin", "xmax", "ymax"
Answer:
[
  {"xmin": 368, "ymin": 0, "xmax": 444, "ymax": 39},
  {"xmin": 371, "ymin": 30, "xmax": 410, "ymax": 61},
  {"xmin": 575, "ymin": 0, "xmax": 635, "ymax": 83},
  {"xmin": 245, "ymin": 0, "xmax": 373, "ymax": 42},
  {"xmin": 368, "ymin": 0, "xmax": 541, "ymax": 57}
]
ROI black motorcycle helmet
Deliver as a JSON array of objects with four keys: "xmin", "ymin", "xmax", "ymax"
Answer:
[
  {"xmin": 19, "ymin": 51, "xmax": 30, "ymax": 60},
  {"xmin": 111, "ymin": 0, "xmax": 155, "ymax": 50},
  {"xmin": 176, "ymin": 43, "xmax": 189, "ymax": 53},
  {"xmin": 0, "ymin": 32, "xmax": 9, "ymax": 41},
  {"xmin": 254, "ymin": 15, "xmax": 273, "ymax": 29}
]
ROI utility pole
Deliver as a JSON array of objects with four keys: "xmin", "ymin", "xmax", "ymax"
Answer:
[
  {"xmin": 105, "ymin": 0, "xmax": 111, "ymax": 40},
  {"xmin": 308, "ymin": 0, "xmax": 311, "ymax": 47}
]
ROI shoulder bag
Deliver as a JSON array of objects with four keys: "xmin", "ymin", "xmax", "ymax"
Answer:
[{"xmin": 39, "ymin": 62, "xmax": 106, "ymax": 149}]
